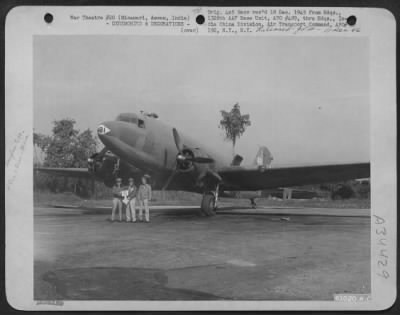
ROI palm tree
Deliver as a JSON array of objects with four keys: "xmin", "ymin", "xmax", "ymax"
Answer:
[{"xmin": 219, "ymin": 103, "xmax": 251, "ymax": 157}]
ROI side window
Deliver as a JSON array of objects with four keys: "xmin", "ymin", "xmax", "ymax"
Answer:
[{"xmin": 138, "ymin": 119, "xmax": 145, "ymax": 129}]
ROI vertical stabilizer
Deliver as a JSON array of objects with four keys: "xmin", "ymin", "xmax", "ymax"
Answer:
[{"xmin": 253, "ymin": 146, "xmax": 273, "ymax": 168}]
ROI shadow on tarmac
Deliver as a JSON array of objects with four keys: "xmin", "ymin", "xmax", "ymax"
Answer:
[{"xmin": 37, "ymin": 267, "xmax": 227, "ymax": 300}]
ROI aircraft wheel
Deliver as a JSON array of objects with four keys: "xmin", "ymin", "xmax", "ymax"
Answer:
[{"xmin": 201, "ymin": 193, "xmax": 216, "ymax": 216}]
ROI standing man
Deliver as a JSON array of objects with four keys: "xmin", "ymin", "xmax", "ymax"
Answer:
[
  {"xmin": 111, "ymin": 177, "xmax": 123, "ymax": 222},
  {"xmin": 138, "ymin": 175, "xmax": 152, "ymax": 223},
  {"xmin": 126, "ymin": 177, "xmax": 137, "ymax": 222}
]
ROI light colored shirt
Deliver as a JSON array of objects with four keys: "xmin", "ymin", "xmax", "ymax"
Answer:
[
  {"xmin": 138, "ymin": 184, "xmax": 152, "ymax": 200},
  {"xmin": 112, "ymin": 185, "xmax": 123, "ymax": 198},
  {"xmin": 127, "ymin": 185, "xmax": 137, "ymax": 199}
]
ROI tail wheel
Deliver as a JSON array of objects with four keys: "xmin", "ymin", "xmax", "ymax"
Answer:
[{"xmin": 201, "ymin": 193, "xmax": 216, "ymax": 216}]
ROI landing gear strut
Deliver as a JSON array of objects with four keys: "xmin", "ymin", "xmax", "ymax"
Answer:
[{"xmin": 201, "ymin": 184, "xmax": 219, "ymax": 216}]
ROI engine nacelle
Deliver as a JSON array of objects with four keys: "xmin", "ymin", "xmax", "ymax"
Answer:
[
  {"xmin": 88, "ymin": 150, "xmax": 137, "ymax": 187},
  {"xmin": 176, "ymin": 148, "xmax": 195, "ymax": 171},
  {"xmin": 176, "ymin": 147, "xmax": 213, "ymax": 172}
]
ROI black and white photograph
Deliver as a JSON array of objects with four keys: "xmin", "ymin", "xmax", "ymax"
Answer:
[{"xmin": 5, "ymin": 6, "xmax": 396, "ymax": 311}]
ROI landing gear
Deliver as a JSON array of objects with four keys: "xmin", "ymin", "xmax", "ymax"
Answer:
[
  {"xmin": 250, "ymin": 198, "xmax": 257, "ymax": 209},
  {"xmin": 201, "ymin": 193, "xmax": 216, "ymax": 216},
  {"xmin": 200, "ymin": 184, "xmax": 219, "ymax": 216}
]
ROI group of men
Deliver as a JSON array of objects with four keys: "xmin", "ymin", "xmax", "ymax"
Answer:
[{"xmin": 111, "ymin": 175, "xmax": 152, "ymax": 223}]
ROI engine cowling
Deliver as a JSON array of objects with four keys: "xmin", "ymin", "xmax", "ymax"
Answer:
[
  {"xmin": 176, "ymin": 148, "xmax": 195, "ymax": 171},
  {"xmin": 88, "ymin": 150, "xmax": 137, "ymax": 187},
  {"xmin": 176, "ymin": 147, "xmax": 214, "ymax": 172},
  {"xmin": 88, "ymin": 151, "xmax": 118, "ymax": 187}
]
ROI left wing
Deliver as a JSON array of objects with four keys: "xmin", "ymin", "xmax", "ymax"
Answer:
[
  {"xmin": 34, "ymin": 167, "xmax": 93, "ymax": 178},
  {"xmin": 218, "ymin": 163, "xmax": 370, "ymax": 191}
]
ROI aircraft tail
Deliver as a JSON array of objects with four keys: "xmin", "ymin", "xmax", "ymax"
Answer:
[{"xmin": 253, "ymin": 146, "xmax": 273, "ymax": 168}]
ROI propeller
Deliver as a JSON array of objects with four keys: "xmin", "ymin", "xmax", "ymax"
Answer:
[
  {"xmin": 88, "ymin": 147, "xmax": 109, "ymax": 172},
  {"xmin": 173, "ymin": 128, "xmax": 183, "ymax": 153},
  {"xmin": 173, "ymin": 128, "xmax": 213, "ymax": 163},
  {"xmin": 162, "ymin": 128, "xmax": 214, "ymax": 190},
  {"xmin": 162, "ymin": 164, "xmax": 178, "ymax": 191},
  {"xmin": 98, "ymin": 147, "xmax": 110, "ymax": 159}
]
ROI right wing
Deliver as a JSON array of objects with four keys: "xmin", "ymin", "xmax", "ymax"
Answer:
[{"xmin": 218, "ymin": 163, "xmax": 370, "ymax": 191}]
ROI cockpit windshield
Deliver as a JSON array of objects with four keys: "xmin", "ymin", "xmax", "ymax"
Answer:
[
  {"xmin": 116, "ymin": 113, "xmax": 146, "ymax": 129},
  {"xmin": 116, "ymin": 114, "xmax": 138, "ymax": 125}
]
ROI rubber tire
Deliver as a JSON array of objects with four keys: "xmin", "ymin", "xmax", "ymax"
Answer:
[{"xmin": 201, "ymin": 194, "xmax": 216, "ymax": 216}]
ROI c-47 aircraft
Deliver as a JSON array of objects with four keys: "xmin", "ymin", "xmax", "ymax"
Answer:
[{"xmin": 36, "ymin": 112, "xmax": 370, "ymax": 216}]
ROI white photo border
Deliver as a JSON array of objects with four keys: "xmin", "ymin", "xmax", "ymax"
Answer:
[{"xmin": 5, "ymin": 6, "xmax": 396, "ymax": 311}]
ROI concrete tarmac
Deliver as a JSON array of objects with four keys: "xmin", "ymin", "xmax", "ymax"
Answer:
[{"xmin": 34, "ymin": 204, "xmax": 370, "ymax": 300}]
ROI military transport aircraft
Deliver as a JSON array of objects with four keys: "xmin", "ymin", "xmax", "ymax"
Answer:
[{"xmin": 36, "ymin": 112, "xmax": 370, "ymax": 216}]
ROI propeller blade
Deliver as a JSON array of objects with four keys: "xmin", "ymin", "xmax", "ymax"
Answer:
[
  {"xmin": 162, "ymin": 166, "xmax": 177, "ymax": 191},
  {"xmin": 195, "ymin": 169, "xmax": 221, "ymax": 188},
  {"xmin": 187, "ymin": 156, "xmax": 214, "ymax": 164},
  {"xmin": 206, "ymin": 169, "xmax": 222, "ymax": 182},
  {"xmin": 195, "ymin": 170, "xmax": 207, "ymax": 187},
  {"xmin": 99, "ymin": 147, "xmax": 109, "ymax": 156},
  {"xmin": 172, "ymin": 128, "xmax": 183, "ymax": 154}
]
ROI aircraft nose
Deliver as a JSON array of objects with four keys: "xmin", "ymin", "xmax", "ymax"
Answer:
[
  {"xmin": 97, "ymin": 123, "xmax": 111, "ymax": 136},
  {"xmin": 97, "ymin": 121, "xmax": 124, "ymax": 145}
]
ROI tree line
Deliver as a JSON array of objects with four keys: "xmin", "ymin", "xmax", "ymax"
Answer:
[
  {"xmin": 34, "ymin": 118, "xmax": 98, "ymax": 168},
  {"xmin": 34, "ymin": 118, "xmax": 98, "ymax": 196}
]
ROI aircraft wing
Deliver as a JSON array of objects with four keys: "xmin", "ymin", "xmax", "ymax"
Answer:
[
  {"xmin": 218, "ymin": 163, "xmax": 370, "ymax": 191},
  {"xmin": 34, "ymin": 167, "xmax": 93, "ymax": 179}
]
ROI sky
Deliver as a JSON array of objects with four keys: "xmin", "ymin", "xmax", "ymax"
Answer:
[{"xmin": 34, "ymin": 35, "xmax": 369, "ymax": 166}]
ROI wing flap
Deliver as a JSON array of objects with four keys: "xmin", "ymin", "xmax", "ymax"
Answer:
[{"xmin": 218, "ymin": 163, "xmax": 370, "ymax": 191}]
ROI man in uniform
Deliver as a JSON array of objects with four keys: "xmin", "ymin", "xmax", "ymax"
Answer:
[
  {"xmin": 126, "ymin": 177, "xmax": 137, "ymax": 222},
  {"xmin": 111, "ymin": 177, "xmax": 123, "ymax": 222},
  {"xmin": 138, "ymin": 175, "xmax": 152, "ymax": 223}
]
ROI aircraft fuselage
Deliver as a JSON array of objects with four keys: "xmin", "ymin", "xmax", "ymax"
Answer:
[{"xmin": 97, "ymin": 112, "xmax": 227, "ymax": 192}]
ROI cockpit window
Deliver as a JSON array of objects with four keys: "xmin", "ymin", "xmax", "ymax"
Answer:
[
  {"xmin": 116, "ymin": 114, "xmax": 138, "ymax": 125},
  {"xmin": 116, "ymin": 114, "xmax": 146, "ymax": 128},
  {"xmin": 129, "ymin": 117, "xmax": 138, "ymax": 124}
]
